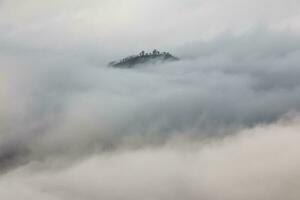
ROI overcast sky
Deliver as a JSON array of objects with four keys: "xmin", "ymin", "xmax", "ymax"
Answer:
[
  {"xmin": 0, "ymin": 0, "xmax": 300, "ymax": 52},
  {"xmin": 1, "ymin": 0, "xmax": 300, "ymax": 200}
]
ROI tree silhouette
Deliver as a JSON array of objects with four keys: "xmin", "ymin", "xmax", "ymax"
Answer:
[
  {"xmin": 140, "ymin": 51, "xmax": 145, "ymax": 57},
  {"xmin": 109, "ymin": 50, "xmax": 179, "ymax": 68}
]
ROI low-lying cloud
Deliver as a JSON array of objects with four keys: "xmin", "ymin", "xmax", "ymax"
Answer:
[
  {"xmin": 1, "ymin": 116, "xmax": 300, "ymax": 200},
  {"xmin": 1, "ymin": 0, "xmax": 300, "ymax": 198},
  {"xmin": 1, "ymin": 31, "xmax": 300, "ymax": 164}
]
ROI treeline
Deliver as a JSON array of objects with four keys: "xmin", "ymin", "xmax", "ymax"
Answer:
[{"xmin": 109, "ymin": 49, "xmax": 179, "ymax": 68}]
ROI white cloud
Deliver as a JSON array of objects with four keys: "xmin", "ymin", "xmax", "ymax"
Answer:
[
  {"xmin": 1, "ymin": 116, "xmax": 300, "ymax": 200},
  {"xmin": 1, "ymin": 1, "xmax": 300, "ymax": 199}
]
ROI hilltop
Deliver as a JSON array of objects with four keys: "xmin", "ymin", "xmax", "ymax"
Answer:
[{"xmin": 109, "ymin": 49, "xmax": 179, "ymax": 68}]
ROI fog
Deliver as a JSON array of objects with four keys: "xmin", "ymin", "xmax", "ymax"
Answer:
[
  {"xmin": 1, "ymin": 117, "xmax": 300, "ymax": 200},
  {"xmin": 1, "ymin": 0, "xmax": 300, "ymax": 199}
]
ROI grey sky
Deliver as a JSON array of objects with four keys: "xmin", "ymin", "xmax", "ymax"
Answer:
[{"xmin": 0, "ymin": 0, "xmax": 299, "ymax": 52}]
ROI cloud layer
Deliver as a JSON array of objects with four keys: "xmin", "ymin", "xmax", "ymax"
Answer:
[
  {"xmin": 1, "ymin": 0, "xmax": 300, "ymax": 199},
  {"xmin": 1, "ymin": 117, "xmax": 300, "ymax": 200}
]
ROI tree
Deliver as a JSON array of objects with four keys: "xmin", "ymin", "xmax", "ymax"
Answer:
[
  {"xmin": 140, "ymin": 51, "xmax": 145, "ymax": 57},
  {"xmin": 153, "ymin": 49, "xmax": 158, "ymax": 55}
]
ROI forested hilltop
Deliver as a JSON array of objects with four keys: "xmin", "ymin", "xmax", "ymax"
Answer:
[{"xmin": 109, "ymin": 49, "xmax": 179, "ymax": 68}]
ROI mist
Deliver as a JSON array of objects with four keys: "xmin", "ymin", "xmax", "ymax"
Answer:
[{"xmin": 1, "ymin": 0, "xmax": 300, "ymax": 199}]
